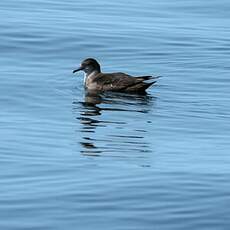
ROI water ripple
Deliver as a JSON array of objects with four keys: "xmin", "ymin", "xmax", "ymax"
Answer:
[{"xmin": 73, "ymin": 91, "xmax": 155, "ymax": 158}]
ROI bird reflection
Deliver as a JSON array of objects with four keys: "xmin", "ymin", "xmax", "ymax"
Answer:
[{"xmin": 73, "ymin": 90, "xmax": 155, "ymax": 158}]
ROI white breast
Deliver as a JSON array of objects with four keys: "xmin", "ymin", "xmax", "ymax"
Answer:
[
  {"xmin": 84, "ymin": 71, "xmax": 97, "ymax": 85},
  {"xmin": 83, "ymin": 73, "xmax": 87, "ymax": 85}
]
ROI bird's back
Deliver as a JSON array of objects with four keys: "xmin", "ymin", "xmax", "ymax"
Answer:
[{"xmin": 89, "ymin": 72, "xmax": 157, "ymax": 93}]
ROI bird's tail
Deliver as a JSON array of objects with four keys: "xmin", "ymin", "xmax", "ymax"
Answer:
[
  {"xmin": 125, "ymin": 81, "xmax": 157, "ymax": 93},
  {"xmin": 136, "ymin": 75, "xmax": 161, "ymax": 81}
]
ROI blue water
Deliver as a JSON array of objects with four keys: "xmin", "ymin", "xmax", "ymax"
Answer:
[{"xmin": 1, "ymin": 0, "xmax": 230, "ymax": 229}]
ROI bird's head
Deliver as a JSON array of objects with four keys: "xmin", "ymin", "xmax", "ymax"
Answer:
[{"xmin": 73, "ymin": 58, "xmax": 101, "ymax": 74}]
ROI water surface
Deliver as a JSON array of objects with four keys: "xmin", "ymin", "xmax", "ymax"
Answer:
[{"xmin": 1, "ymin": 0, "xmax": 230, "ymax": 229}]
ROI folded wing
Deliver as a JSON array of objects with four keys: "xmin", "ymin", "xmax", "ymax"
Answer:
[{"xmin": 93, "ymin": 72, "xmax": 158, "ymax": 93}]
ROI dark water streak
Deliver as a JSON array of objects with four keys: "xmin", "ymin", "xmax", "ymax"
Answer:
[{"xmin": 74, "ymin": 91, "xmax": 155, "ymax": 157}]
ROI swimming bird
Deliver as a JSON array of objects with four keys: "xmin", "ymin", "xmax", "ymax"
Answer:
[{"xmin": 73, "ymin": 58, "xmax": 159, "ymax": 93}]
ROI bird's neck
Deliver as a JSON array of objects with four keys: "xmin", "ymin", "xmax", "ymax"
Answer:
[{"xmin": 84, "ymin": 70, "xmax": 100, "ymax": 85}]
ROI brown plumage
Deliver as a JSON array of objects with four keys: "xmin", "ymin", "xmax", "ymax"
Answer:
[{"xmin": 73, "ymin": 58, "xmax": 159, "ymax": 93}]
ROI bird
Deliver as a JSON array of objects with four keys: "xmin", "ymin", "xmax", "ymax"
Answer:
[{"xmin": 73, "ymin": 58, "xmax": 159, "ymax": 93}]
